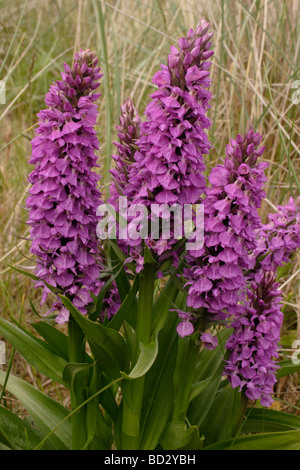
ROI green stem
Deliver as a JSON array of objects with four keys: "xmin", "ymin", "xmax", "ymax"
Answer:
[
  {"xmin": 121, "ymin": 262, "xmax": 156, "ymax": 450},
  {"xmin": 135, "ymin": 263, "xmax": 156, "ymax": 347},
  {"xmin": 68, "ymin": 315, "xmax": 87, "ymax": 450},
  {"xmin": 172, "ymin": 336, "xmax": 199, "ymax": 422}
]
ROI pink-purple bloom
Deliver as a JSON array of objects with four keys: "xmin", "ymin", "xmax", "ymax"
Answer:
[
  {"xmin": 224, "ymin": 271, "xmax": 283, "ymax": 407},
  {"xmin": 110, "ymin": 19, "xmax": 214, "ymax": 268},
  {"xmin": 26, "ymin": 49, "xmax": 120, "ymax": 323},
  {"xmin": 178, "ymin": 128, "xmax": 268, "ymax": 336},
  {"xmin": 128, "ymin": 19, "xmax": 213, "ymax": 208},
  {"xmin": 200, "ymin": 332, "xmax": 218, "ymax": 350},
  {"xmin": 109, "ymin": 98, "xmax": 141, "ymax": 208},
  {"xmin": 253, "ymin": 196, "xmax": 300, "ymax": 282}
]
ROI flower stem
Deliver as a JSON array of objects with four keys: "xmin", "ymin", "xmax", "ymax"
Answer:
[
  {"xmin": 172, "ymin": 336, "xmax": 199, "ymax": 422},
  {"xmin": 68, "ymin": 315, "xmax": 87, "ymax": 450},
  {"xmin": 121, "ymin": 262, "xmax": 156, "ymax": 449}
]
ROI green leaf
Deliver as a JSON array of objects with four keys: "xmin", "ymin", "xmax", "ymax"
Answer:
[
  {"xmin": 194, "ymin": 327, "xmax": 231, "ymax": 382},
  {"xmin": 172, "ymin": 336, "xmax": 198, "ymax": 421},
  {"xmin": 108, "ymin": 276, "xmax": 139, "ymax": 332},
  {"xmin": 62, "ymin": 363, "xmax": 92, "ymax": 405},
  {"xmin": 0, "ymin": 316, "xmax": 67, "ymax": 384},
  {"xmin": 200, "ymin": 384, "xmax": 244, "ymax": 447},
  {"xmin": 204, "ymin": 430, "xmax": 300, "ymax": 450},
  {"xmin": 189, "ymin": 376, "xmax": 215, "ymax": 402},
  {"xmin": 84, "ymin": 364, "xmax": 114, "ymax": 450},
  {"xmin": 187, "ymin": 328, "xmax": 231, "ymax": 428},
  {"xmin": 60, "ymin": 295, "xmax": 130, "ymax": 379},
  {"xmin": 31, "ymin": 320, "xmax": 69, "ymax": 361},
  {"xmin": 0, "ymin": 371, "xmax": 72, "ymax": 450},
  {"xmin": 88, "ymin": 262, "xmax": 124, "ymax": 321},
  {"xmin": 121, "ymin": 332, "xmax": 158, "ymax": 380},
  {"xmin": 188, "ymin": 376, "xmax": 222, "ymax": 429},
  {"xmin": 277, "ymin": 360, "xmax": 300, "ymax": 378},
  {"xmin": 6, "ymin": 264, "xmax": 39, "ymax": 281},
  {"xmin": 109, "ymin": 246, "xmax": 138, "ymax": 328},
  {"xmin": 0, "ymin": 405, "xmax": 43, "ymax": 450},
  {"xmin": 160, "ymin": 422, "xmax": 204, "ymax": 450},
  {"xmin": 63, "ymin": 362, "xmax": 92, "ymax": 449},
  {"xmin": 151, "ymin": 276, "xmax": 180, "ymax": 334},
  {"xmin": 7, "ymin": 264, "xmax": 61, "ymax": 297},
  {"xmin": 139, "ymin": 314, "xmax": 179, "ymax": 450},
  {"xmin": 107, "ymin": 239, "xmax": 127, "ymax": 263},
  {"xmin": 0, "ymin": 427, "xmax": 11, "ymax": 449},
  {"xmin": 242, "ymin": 408, "xmax": 300, "ymax": 434},
  {"xmin": 144, "ymin": 245, "xmax": 156, "ymax": 265}
]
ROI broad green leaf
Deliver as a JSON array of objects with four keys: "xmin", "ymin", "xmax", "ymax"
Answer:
[
  {"xmin": 0, "ymin": 371, "xmax": 71, "ymax": 450},
  {"xmin": 63, "ymin": 362, "xmax": 93, "ymax": 449},
  {"xmin": 121, "ymin": 332, "xmax": 158, "ymax": 380},
  {"xmin": 151, "ymin": 276, "xmax": 180, "ymax": 334},
  {"xmin": 277, "ymin": 360, "xmax": 300, "ymax": 378},
  {"xmin": 187, "ymin": 327, "xmax": 233, "ymax": 428},
  {"xmin": 201, "ymin": 384, "xmax": 247, "ymax": 447},
  {"xmin": 109, "ymin": 246, "xmax": 138, "ymax": 328},
  {"xmin": 0, "ymin": 427, "xmax": 11, "ymax": 449},
  {"xmin": 188, "ymin": 375, "xmax": 222, "ymax": 429},
  {"xmin": 123, "ymin": 320, "xmax": 136, "ymax": 357},
  {"xmin": 139, "ymin": 314, "xmax": 179, "ymax": 450},
  {"xmin": 84, "ymin": 364, "xmax": 113, "ymax": 450},
  {"xmin": 60, "ymin": 295, "xmax": 130, "ymax": 379},
  {"xmin": 107, "ymin": 239, "xmax": 127, "ymax": 263},
  {"xmin": 0, "ymin": 443, "xmax": 10, "ymax": 450},
  {"xmin": 0, "ymin": 316, "xmax": 67, "ymax": 384},
  {"xmin": 95, "ymin": 373, "xmax": 119, "ymax": 421},
  {"xmin": 193, "ymin": 327, "xmax": 231, "ymax": 382},
  {"xmin": 172, "ymin": 336, "xmax": 198, "ymax": 421},
  {"xmin": 189, "ymin": 376, "xmax": 215, "ymax": 402},
  {"xmin": 144, "ymin": 245, "xmax": 156, "ymax": 264},
  {"xmin": 204, "ymin": 430, "xmax": 300, "ymax": 450},
  {"xmin": 31, "ymin": 320, "xmax": 69, "ymax": 361},
  {"xmin": 0, "ymin": 405, "xmax": 43, "ymax": 450},
  {"xmin": 187, "ymin": 329, "xmax": 230, "ymax": 428},
  {"xmin": 88, "ymin": 262, "xmax": 124, "ymax": 321},
  {"xmin": 159, "ymin": 421, "xmax": 204, "ymax": 450},
  {"xmin": 108, "ymin": 276, "xmax": 139, "ymax": 332},
  {"xmin": 242, "ymin": 408, "xmax": 300, "ymax": 434},
  {"xmin": 62, "ymin": 362, "xmax": 92, "ymax": 405},
  {"xmin": 85, "ymin": 406, "xmax": 113, "ymax": 450}
]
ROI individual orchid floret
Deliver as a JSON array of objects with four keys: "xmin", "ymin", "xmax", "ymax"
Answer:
[
  {"xmin": 200, "ymin": 332, "xmax": 218, "ymax": 350},
  {"xmin": 171, "ymin": 309, "xmax": 195, "ymax": 338},
  {"xmin": 26, "ymin": 49, "xmax": 111, "ymax": 324},
  {"xmin": 224, "ymin": 271, "xmax": 284, "ymax": 407}
]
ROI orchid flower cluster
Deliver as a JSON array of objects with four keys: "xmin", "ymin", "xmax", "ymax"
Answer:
[
  {"xmin": 25, "ymin": 18, "xmax": 300, "ymax": 442},
  {"xmin": 26, "ymin": 49, "xmax": 120, "ymax": 324}
]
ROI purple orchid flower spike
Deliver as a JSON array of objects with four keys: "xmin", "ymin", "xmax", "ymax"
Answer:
[
  {"xmin": 26, "ymin": 49, "xmax": 120, "ymax": 323},
  {"xmin": 107, "ymin": 19, "xmax": 214, "ymax": 268},
  {"xmin": 224, "ymin": 271, "xmax": 283, "ymax": 407},
  {"xmin": 178, "ymin": 127, "xmax": 268, "ymax": 335}
]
